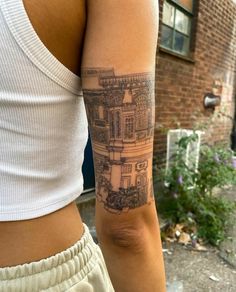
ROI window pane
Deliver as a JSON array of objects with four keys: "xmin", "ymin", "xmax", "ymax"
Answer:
[
  {"xmin": 175, "ymin": 10, "xmax": 190, "ymax": 35},
  {"xmin": 163, "ymin": 1, "xmax": 175, "ymax": 27},
  {"xmin": 161, "ymin": 25, "xmax": 173, "ymax": 50},
  {"xmin": 173, "ymin": 32, "xmax": 190, "ymax": 55},
  {"xmin": 124, "ymin": 117, "xmax": 134, "ymax": 140},
  {"xmin": 173, "ymin": 0, "xmax": 193, "ymax": 12}
]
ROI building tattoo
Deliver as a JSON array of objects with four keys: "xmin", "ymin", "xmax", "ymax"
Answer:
[{"xmin": 82, "ymin": 68, "xmax": 155, "ymax": 214}]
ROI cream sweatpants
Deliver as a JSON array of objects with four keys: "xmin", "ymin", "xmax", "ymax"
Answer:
[{"xmin": 0, "ymin": 224, "xmax": 114, "ymax": 292}]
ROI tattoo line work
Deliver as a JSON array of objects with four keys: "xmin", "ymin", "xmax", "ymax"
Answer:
[{"xmin": 83, "ymin": 68, "xmax": 155, "ymax": 214}]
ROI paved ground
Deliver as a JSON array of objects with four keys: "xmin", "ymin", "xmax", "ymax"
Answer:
[
  {"xmin": 77, "ymin": 186, "xmax": 236, "ymax": 292},
  {"xmin": 164, "ymin": 242, "xmax": 236, "ymax": 292}
]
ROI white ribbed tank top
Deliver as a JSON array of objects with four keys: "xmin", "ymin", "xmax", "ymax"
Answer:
[{"xmin": 0, "ymin": 0, "xmax": 88, "ymax": 221}]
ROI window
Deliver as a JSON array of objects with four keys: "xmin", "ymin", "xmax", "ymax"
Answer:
[
  {"xmin": 115, "ymin": 111, "xmax": 121, "ymax": 138},
  {"xmin": 110, "ymin": 110, "xmax": 121, "ymax": 139},
  {"xmin": 136, "ymin": 95, "xmax": 148, "ymax": 130},
  {"xmin": 124, "ymin": 116, "xmax": 135, "ymax": 140},
  {"xmin": 110, "ymin": 111, "xmax": 115, "ymax": 139},
  {"xmin": 160, "ymin": 0, "xmax": 194, "ymax": 56},
  {"xmin": 122, "ymin": 164, "xmax": 132, "ymax": 173}
]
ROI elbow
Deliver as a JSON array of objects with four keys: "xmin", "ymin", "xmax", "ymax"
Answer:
[{"xmin": 97, "ymin": 222, "xmax": 150, "ymax": 253}]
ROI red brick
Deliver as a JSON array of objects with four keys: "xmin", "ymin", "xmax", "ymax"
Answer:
[{"xmin": 155, "ymin": 0, "xmax": 236, "ymax": 166}]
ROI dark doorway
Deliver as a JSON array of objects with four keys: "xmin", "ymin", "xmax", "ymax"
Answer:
[{"xmin": 82, "ymin": 136, "xmax": 95, "ymax": 192}]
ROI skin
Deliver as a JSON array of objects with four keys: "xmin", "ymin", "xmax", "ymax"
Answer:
[
  {"xmin": 82, "ymin": 1, "xmax": 166, "ymax": 291},
  {"xmin": 0, "ymin": 0, "xmax": 166, "ymax": 291}
]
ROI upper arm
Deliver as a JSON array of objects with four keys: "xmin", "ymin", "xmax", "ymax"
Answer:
[
  {"xmin": 81, "ymin": 0, "xmax": 159, "ymax": 234},
  {"xmin": 82, "ymin": 0, "xmax": 158, "ymax": 72}
]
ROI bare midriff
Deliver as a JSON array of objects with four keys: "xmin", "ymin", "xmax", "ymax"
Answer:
[
  {"xmin": 0, "ymin": 202, "xmax": 84, "ymax": 267},
  {"xmin": 0, "ymin": 0, "xmax": 87, "ymax": 268}
]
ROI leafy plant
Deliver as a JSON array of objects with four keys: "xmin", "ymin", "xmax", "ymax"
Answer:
[{"xmin": 155, "ymin": 133, "xmax": 236, "ymax": 246}]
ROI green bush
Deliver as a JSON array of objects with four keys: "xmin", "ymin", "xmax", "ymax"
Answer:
[{"xmin": 156, "ymin": 134, "xmax": 236, "ymax": 246}]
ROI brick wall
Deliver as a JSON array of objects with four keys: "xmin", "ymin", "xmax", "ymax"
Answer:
[{"xmin": 155, "ymin": 0, "xmax": 236, "ymax": 166}]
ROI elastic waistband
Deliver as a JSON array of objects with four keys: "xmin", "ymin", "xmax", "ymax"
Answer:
[{"xmin": 0, "ymin": 224, "xmax": 99, "ymax": 289}]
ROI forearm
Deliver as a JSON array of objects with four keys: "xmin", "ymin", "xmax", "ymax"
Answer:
[{"xmin": 96, "ymin": 203, "xmax": 166, "ymax": 292}]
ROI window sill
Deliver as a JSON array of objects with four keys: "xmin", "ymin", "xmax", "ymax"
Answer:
[{"xmin": 158, "ymin": 46, "xmax": 195, "ymax": 63}]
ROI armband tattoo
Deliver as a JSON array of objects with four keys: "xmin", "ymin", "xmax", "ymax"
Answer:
[{"xmin": 82, "ymin": 68, "xmax": 155, "ymax": 214}]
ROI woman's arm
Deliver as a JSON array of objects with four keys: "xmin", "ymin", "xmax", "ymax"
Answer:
[{"xmin": 81, "ymin": 1, "xmax": 166, "ymax": 291}]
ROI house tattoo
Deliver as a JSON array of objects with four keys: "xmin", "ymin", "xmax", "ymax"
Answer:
[{"xmin": 82, "ymin": 68, "xmax": 155, "ymax": 214}]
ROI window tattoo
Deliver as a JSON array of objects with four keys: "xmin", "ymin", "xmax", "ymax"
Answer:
[{"xmin": 82, "ymin": 68, "xmax": 155, "ymax": 214}]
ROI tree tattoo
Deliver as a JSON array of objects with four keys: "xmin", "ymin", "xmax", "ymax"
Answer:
[{"xmin": 82, "ymin": 68, "xmax": 155, "ymax": 214}]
